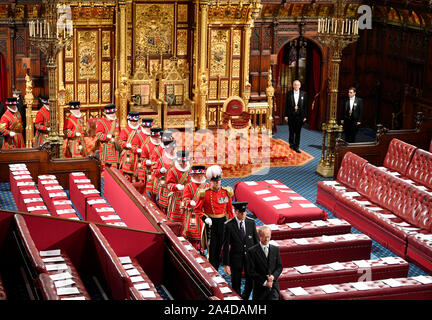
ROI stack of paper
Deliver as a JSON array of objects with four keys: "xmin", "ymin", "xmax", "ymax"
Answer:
[
  {"xmin": 327, "ymin": 262, "xmax": 345, "ymax": 271},
  {"xmin": 413, "ymin": 276, "xmax": 432, "ymax": 285},
  {"xmin": 293, "ymin": 238, "xmax": 309, "ymax": 245},
  {"xmin": 287, "ymin": 222, "xmax": 302, "ymax": 229},
  {"xmin": 381, "ymin": 257, "xmax": 401, "ymax": 265},
  {"xmin": 351, "ymin": 282, "xmax": 371, "ymax": 291},
  {"xmin": 288, "ymin": 287, "xmax": 309, "ymax": 296},
  {"xmin": 294, "ymin": 265, "xmax": 313, "ymax": 274},
  {"xmin": 311, "ymin": 220, "xmax": 327, "ymax": 227},
  {"xmin": 382, "ymin": 278, "xmax": 403, "ymax": 288},
  {"xmin": 320, "ymin": 284, "xmax": 339, "ymax": 294}
]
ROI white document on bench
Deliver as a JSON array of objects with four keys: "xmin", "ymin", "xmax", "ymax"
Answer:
[
  {"xmin": 57, "ymin": 209, "xmax": 76, "ymax": 215},
  {"xmin": 382, "ymin": 278, "xmax": 403, "ymax": 288},
  {"xmin": 77, "ymin": 184, "xmax": 95, "ymax": 189},
  {"xmin": 367, "ymin": 207, "xmax": 383, "ymax": 211},
  {"xmin": 322, "ymin": 181, "xmax": 339, "ymax": 185},
  {"xmin": 280, "ymin": 190, "xmax": 296, "ymax": 193},
  {"xmin": 45, "ymin": 185, "xmax": 63, "ymax": 191},
  {"xmin": 299, "ymin": 203, "xmax": 316, "ymax": 208},
  {"xmin": 27, "ymin": 206, "xmax": 48, "ymax": 212},
  {"xmin": 290, "ymin": 196, "xmax": 306, "ymax": 201},
  {"xmin": 12, "ymin": 170, "xmax": 31, "ymax": 175},
  {"xmin": 244, "ymin": 181, "xmax": 258, "ymax": 186},
  {"xmin": 88, "ymin": 199, "xmax": 107, "ymax": 205},
  {"xmin": 126, "ymin": 268, "xmax": 140, "ymax": 277},
  {"xmin": 39, "ymin": 175, "xmax": 56, "ymax": 179},
  {"xmin": 311, "ymin": 220, "xmax": 327, "ymax": 227},
  {"xmin": 14, "ymin": 175, "xmax": 32, "ymax": 180},
  {"xmin": 263, "ymin": 196, "xmax": 280, "ymax": 202},
  {"xmin": 273, "ymin": 185, "xmax": 289, "ymax": 189},
  {"xmin": 40, "ymin": 249, "xmax": 61, "ymax": 257},
  {"xmin": 342, "ymin": 234, "xmax": 358, "ymax": 241},
  {"xmin": 100, "ymin": 215, "xmax": 120, "ymax": 221},
  {"xmin": 265, "ymin": 180, "xmax": 279, "ymax": 184},
  {"xmin": 321, "ymin": 235, "xmax": 336, "ymax": 243},
  {"xmin": 139, "ymin": 290, "xmax": 156, "ymax": 298},
  {"xmin": 40, "ymin": 180, "xmax": 58, "ymax": 185},
  {"xmin": 267, "ymin": 224, "xmax": 279, "ymax": 230},
  {"xmin": 381, "ymin": 257, "xmax": 401, "ymax": 265},
  {"xmin": 212, "ymin": 276, "xmax": 226, "ymax": 284},
  {"xmin": 353, "ymin": 260, "xmax": 371, "ymax": 268},
  {"xmin": 254, "ymin": 189, "xmax": 271, "ymax": 195},
  {"xmin": 17, "ymin": 182, "xmax": 35, "ymax": 187},
  {"xmin": 184, "ymin": 245, "xmax": 194, "ymax": 251},
  {"xmin": 356, "ymin": 200, "xmax": 372, "ymax": 206},
  {"xmin": 20, "ymin": 189, "xmax": 40, "ymax": 194},
  {"xmin": 333, "ymin": 186, "xmax": 346, "ymax": 190},
  {"xmin": 54, "ymin": 279, "xmax": 76, "ymax": 288},
  {"xmin": 273, "ymin": 203, "xmax": 291, "ymax": 210},
  {"xmin": 71, "ymin": 172, "xmax": 85, "ymax": 176},
  {"xmin": 134, "ymin": 283, "xmax": 150, "ymax": 290},
  {"xmin": 327, "ymin": 219, "xmax": 344, "ymax": 225},
  {"xmin": 287, "ymin": 222, "xmax": 302, "ymax": 229},
  {"xmin": 351, "ymin": 282, "xmax": 371, "ymax": 291},
  {"xmin": 220, "ymin": 286, "xmax": 232, "ymax": 294},
  {"xmin": 81, "ymin": 189, "xmax": 100, "ymax": 195},
  {"xmin": 45, "ymin": 263, "xmax": 69, "ymax": 271},
  {"xmin": 23, "ymin": 198, "xmax": 43, "ymax": 204},
  {"xmin": 57, "ymin": 287, "xmax": 80, "ymax": 296},
  {"xmin": 130, "ymin": 276, "xmax": 144, "ymax": 283},
  {"xmin": 49, "ymin": 192, "xmax": 67, "ymax": 198},
  {"xmin": 74, "ymin": 179, "xmax": 91, "ymax": 184},
  {"xmin": 42, "ymin": 256, "xmax": 65, "ymax": 263},
  {"xmin": 61, "ymin": 296, "xmax": 86, "ymax": 300},
  {"xmin": 294, "ymin": 265, "xmax": 313, "ymax": 274},
  {"xmin": 328, "ymin": 262, "xmax": 345, "ymax": 271},
  {"xmin": 413, "ymin": 276, "xmax": 432, "ymax": 285},
  {"xmin": 53, "ymin": 200, "xmax": 72, "ymax": 205},
  {"xmin": 293, "ymin": 238, "xmax": 309, "ymax": 245},
  {"xmin": 204, "ymin": 267, "xmax": 214, "ymax": 273},
  {"xmin": 177, "ymin": 236, "xmax": 186, "ymax": 241},
  {"xmin": 288, "ymin": 287, "xmax": 309, "ymax": 296},
  {"xmin": 320, "ymin": 284, "xmax": 339, "ymax": 294},
  {"xmin": 50, "ymin": 272, "xmax": 73, "ymax": 281},
  {"xmin": 343, "ymin": 192, "xmax": 360, "ymax": 197},
  {"xmin": 195, "ymin": 257, "xmax": 205, "ymax": 264},
  {"xmin": 122, "ymin": 264, "xmax": 135, "ymax": 270},
  {"xmin": 95, "ymin": 207, "xmax": 115, "ymax": 213}
]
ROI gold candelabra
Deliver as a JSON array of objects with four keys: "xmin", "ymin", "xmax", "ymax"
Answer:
[
  {"xmin": 316, "ymin": 0, "xmax": 359, "ymax": 178},
  {"xmin": 28, "ymin": 1, "xmax": 73, "ymax": 158}
]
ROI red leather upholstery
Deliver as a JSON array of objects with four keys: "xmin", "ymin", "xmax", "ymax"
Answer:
[
  {"xmin": 383, "ymin": 138, "xmax": 416, "ymax": 175},
  {"xmin": 275, "ymin": 234, "xmax": 372, "ymax": 267},
  {"xmin": 38, "ymin": 271, "xmax": 90, "ymax": 300},
  {"xmin": 268, "ymin": 219, "xmax": 351, "ymax": 241},
  {"xmin": 406, "ymin": 232, "xmax": 432, "ymax": 274},
  {"xmin": 405, "ymin": 149, "xmax": 432, "ymax": 190},
  {"xmin": 0, "ymin": 273, "xmax": 6, "ymax": 300},
  {"xmin": 279, "ymin": 257, "xmax": 409, "ymax": 290},
  {"xmin": 317, "ymin": 152, "xmax": 368, "ymax": 211},
  {"xmin": 281, "ymin": 276, "xmax": 432, "ymax": 300}
]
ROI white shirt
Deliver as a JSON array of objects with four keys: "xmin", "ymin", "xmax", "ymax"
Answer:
[
  {"xmin": 235, "ymin": 217, "xmax": 246, "ymax": 234},
  {"xmin": 260, "ymin": 242, "xmax": 269, "ymax": 257},
  {"xmin": 349, "ymin": 97, "xmax": 355, "ymax": 111},
  {"xmin": 293, "ymin": 90, "xmax": 300, "ymax": 106}
]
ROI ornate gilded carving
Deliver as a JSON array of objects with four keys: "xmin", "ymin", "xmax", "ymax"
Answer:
[
  {"xmin": 65, "ymin": 84, "xmax": 74, "ymax": 104},
  {"xmin": 178, "ymin": 4, "xmax": 188, "ymax": 23},
  {"xmin": 102, "ymin": 61, "xmax": 111, "ymax": 81},
  {"xmin": 72, "ymin": 6, "xmax": 114, "ymax": 21},
  {"xmin": 65, "ymin": 41, "xmax": 73, "ymax": 58},
  {"xmin": 209, "ymin": 81, "xmax": 217, "ymax": 100},
  {"xmin": 101, "ymin": 83, "xmax": 111, "ymax": 103},
  {"xmin": 220, "ymin": 80, "xmax": 229, "ymax": 99},
  {"xmin": 233, "ymin": 29, "xmax": 241, "ymax": 55},
  {"xmin": 177, "ymin": 29, "xmax": 188, "ymax": 56},
  {"xmin": 135, "ymin": 4, "xmax": 174, "ymax": 56},
  {"xmin": 77, "ymin": 83, "xmax": 86, "ymax": 103},
  {"xmin": 210, "ymin": 29, "xmax": 229, "ymax": 77},
  {"xmin": 232, "ymin": 59, "xmax": 240, "ymax": 77},
  {"xmin": 232, "ymin": 80, "xmax": 240, "ymax": 96},
  {"xmin": 208, "ymin": 5, "xmax": 249, "ymax": 23},
  {"xmin": 90, "ymin": 83, "xmax": 98, "ymax": 103},
  {"xmin": 78, "ymin": 30, "xmax": 98, "ymax": 80},
  {"xmin": 102, "ymin": 31, "xmax": 111, "ymax": 57},
  {"xmin": 65, "ymin": 62, "xmax": 74, "ymax": 82}
]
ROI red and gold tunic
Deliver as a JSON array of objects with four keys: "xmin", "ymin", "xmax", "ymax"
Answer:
[
  {"xmin": 153, "ymin": 152, "xmax": 176, "ymax": 210},
  {"xmin": 0, "ymin": 109, "xmax": 25, "ymax": 149},
  {"xmin": 143, "ymin": 141, "xmax": 162, "ymax": 195},
  {"xmin": 96, "ymin": 118, "xmax": 120, "ymax": 165},
  {"xmin": 131, "ymin": 131, "xmax": 150, "ymax": 181},
  {"xmin": 63, "ymin": 114, "xmax": 88, "ymax": 158},
  {"xmin": 182, "ymin": 180, "xmax": 210, "ymax": 241},
  {"xmin": 34, "ymin": 106, "xmax": 49, "ymax": 147},
  {"xmin": 166, "ymin": 163, "xmax": 191, "ymax": 223},
  {"xmin": 195, "ymin": 187, "xmax": 235, "ymax": 220},
  {"xmin": 118, "ymin": 126, "xmax": 138, "ymax": 175}
]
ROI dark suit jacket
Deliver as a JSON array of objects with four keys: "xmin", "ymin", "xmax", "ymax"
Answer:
[
  {"xmin": 285, "ymin": 90, "xmax": 307, "ymax": 120},
  {"xmin": 247, "ymin": 243, "xmax": 283, "ymax": 300},
  {"xmin": 222, "ymin": 217, "xmax": 259, "ymax": 269},
  {"xmin": 343, "ymin": 96, "xmax": 363, "ymax": 123}
]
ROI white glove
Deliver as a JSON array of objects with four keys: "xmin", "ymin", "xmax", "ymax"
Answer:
[
  {"xmin": 47, "ymin": 127, "xmax": 51, "ymax": 131},
  {"xmin": 137, "ymin": 148, "xmax": 142, "ymax": 154},
  {"xmin": 107, "ymin": 134, "xmax": 112, "ymax": 139},
  {"xmin": 160, "ymin": 167, "xmax": 167, "ymax": 174},
  {"xmin": 190, "ymin": 200, "xmax": 196, "ymax": 207},
  {"xmin": 205, "ymin": 218, "xmax": 212, "ymax": 226},
  {"xmin": 75, "ymin": 132, "xmax": 81, "ymax": 137},
  {"xmin": 9, "ymin": 131, "xmax": 16, "ymax": 137},
  {"xmin": 126, "ymin": 143, "xmax": 132, "ymax": 149},
  {"xmin": 146, "ymin": 160, "xmax": 152, "ymax": 166},
  {"xmin": 176, "ymin": 184, "xmax": 184, "ymax": 191}
]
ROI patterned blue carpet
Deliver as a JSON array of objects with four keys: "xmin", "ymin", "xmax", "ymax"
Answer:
[{"xmin": 0, "ymin": 125, "xmax": 429, "ymax": 300}]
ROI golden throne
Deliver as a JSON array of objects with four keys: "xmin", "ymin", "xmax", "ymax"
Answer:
[
  {"xmin": 221, "ymin": 96, "xmax": 251, "ymax": 136},
  {"xmin": 129, "ymin": 62, "xmax": 162, "ymax": 128},
  {"xmin": 159, "ymin": 60, "xmax": 194, "ymax": 129}
]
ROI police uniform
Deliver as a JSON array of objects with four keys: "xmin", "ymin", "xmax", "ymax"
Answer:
[{"xmin": 195, "ymin": 165, "xmax": 234, "ymax": 269}]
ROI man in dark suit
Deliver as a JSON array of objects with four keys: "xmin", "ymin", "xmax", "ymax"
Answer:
[
  {"xmin": 284, "ymin": 80, "xmax": 307, "ymax": 153},
  {"xmin": 246, "ymin": 225, "xmax": 283, "ymax": 300},
  {"xmin": 341, "ymin": 87, "xmax": 363, "ymax": 143},
  {"xmin": 222, "ymin": 201, "xmax": 259, "ymax": 299}
]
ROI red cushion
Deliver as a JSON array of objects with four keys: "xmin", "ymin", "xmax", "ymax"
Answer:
[
  {"xmin": 405, "ymin": 149, "xmax": 432, "ymax": 190},
  {"xmin": 225, "ymin": 99, "xmax": 244, "ymax": 116},
  {"xmin": 383, "ymin": 138, "xmax": 416, "ymax": 175},
  {"xmin": 337, "ymin": 152, "xmax": 368, "ymax": 189},
  {"xmin": 167, "ymin": 110, "xmax": 191, "ymax": 116}
]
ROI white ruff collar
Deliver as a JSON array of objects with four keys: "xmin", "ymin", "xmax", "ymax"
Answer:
[
  {"xmin": 175, "ymin": 160, "xmax": 190, "ymax": 172},
  {"xmin": 191, "ymin": 176, "xmax": 206, "ymax": 184},
  {"xmin": 164, "ymin": 150, "xmax": 176, "ymax": 160},
  {"xmin": 128, "ymin": 122, "xmax": 139, "ymax": 130},
  {"xmin": 7, "ymin": 106, "xmax": 17, "ymax": 113},
  {"xmin": 150, "ymin": 137, "xmax": 160, "ymax": 146},
  {"xmin": 71, "ymin": 111, "xmax": 82, "ymax": 118}
]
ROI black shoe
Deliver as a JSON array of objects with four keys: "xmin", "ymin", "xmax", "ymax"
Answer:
[
  {"xmin": 289, "ymin": 145, "xmax": 294, "ymax": 150},
  {"xmin": 294, "ymin": 148, "xmax": 301, "ymax": 153}
]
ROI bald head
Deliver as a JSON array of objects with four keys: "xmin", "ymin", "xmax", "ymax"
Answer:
[{"xmin": 293, "ymin": 80, "xmax": 301, "ymax": 92}]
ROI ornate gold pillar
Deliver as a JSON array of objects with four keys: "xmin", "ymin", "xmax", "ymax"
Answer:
[
  {"xmin": 198, "ymin": 1, "xmax": 209, "ymax": 130},
  {"xmin": 57, "ymin": 48, "xmax": 65, "ymax": 134},
  {"xmin": 118, "ymin": 0, "xmax": 128, "ymax": 128},
  {"xmin": 24, "ymin": 73, "xmax": 34, "ymax": 148}
]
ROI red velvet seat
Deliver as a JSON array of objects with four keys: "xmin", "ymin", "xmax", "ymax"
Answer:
[
  {"xmin": 281, "ymin": 276, "xmax": 432, "ymax": 300},
  {"xmin": 268, "ymin": 219, "xmax": 351, "ymax": 241},
  {"xmin": 405, "ymin": 148, "xmax": 432, "ymax": 191},
  {"xmin": 317, "ymin": 152, "xmax": 368, "ymax": 212},
  {"xmin": 406, "ymin": 232, "xmax": 432, "ymax": 274},
  {"xmin": 274, "ymin": 233, "xmax": 372, "ymax": 268},
  {"xmin": 383, "ymin": 138, "xmax": 417, "ymax": 176},
  {"xmin": 279, "ymin": 257, "xmax": 409, "ymax": 290}
]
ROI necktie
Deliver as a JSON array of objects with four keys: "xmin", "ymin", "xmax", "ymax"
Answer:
[
  {"xmin": 240, "ymin": 221, "xmax": 246, "ymax": 239},
  {"xmin": 263, "ymin": 246, "xmax": 268, "ymax": 258}
]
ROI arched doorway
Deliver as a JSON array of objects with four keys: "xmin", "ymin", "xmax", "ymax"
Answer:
[{"xmin": 275, "ymin": 37, "xmax": 322, "ymax": 131}]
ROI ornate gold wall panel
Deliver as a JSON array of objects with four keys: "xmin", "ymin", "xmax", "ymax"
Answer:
[
  {"xmin": 77, "ymin": 83, "xmax": 86, "ymax": 103},
  {"xmin": 90, "ymin": 83, "xmax": 99, "ymax": 103},
  {"xmin": 178, "ymin": 4, "xmax": 188, "ymax": 23},
  {"xmin": 134, "ymin": 4, "xmax": 174, "ymax": 56},
  {"xmin": 78, "ymin": 31, "xmax": 98, "ymax": 80},
  {"xmin": 210, "ymin": 29, "xmax": 229, "ymax": 77},
  {"xmin": 177, "ymin": 30, "xmax": 188, "ymax": 56},
  {"xmin": 102, "ymin": 83, "xmax": 111, "ymax": 103}
]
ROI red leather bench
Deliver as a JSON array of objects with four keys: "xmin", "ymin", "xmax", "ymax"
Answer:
[
  {"xmin": 281, "ymin": 276, "xmax": 432, "ymax": 300},
  {"xmin": 38, "ymin": 271, "xmax": 90, "ymax": 300},
  {"xmin": 268, "ymin": 218, "xmax": 351, "ymax": 240},
  {"xmin": 316, "ymin": 152, "xmax": 368, "ymax": 212},
  {"xmin": 406, "ymin": 232, "xmax": 432, "ymax": 276},
  {"xmin": 85, "ymin": 198, "xmax": 125, "ymax": 227},
  {"xmin": 279, "ymin": 257, "xmax": 409, "ymax": 290},
  {"xmin": 68, "ymin": 172, "xmax": 101, "ymax": 218},
  {"xmin": 0, "ymin": 273, "xmax": 6, "ymax": 300},
  {"xmin": 383, "ymin": 138, "xmax": 417, "ymax": 176},
  {"xmin": 274, "ymin": 233, "xmax": 372, "ymax": 268},
  {"xmin": 405, "ymin": 148, "xmax": 432, "ymax": 192}
]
